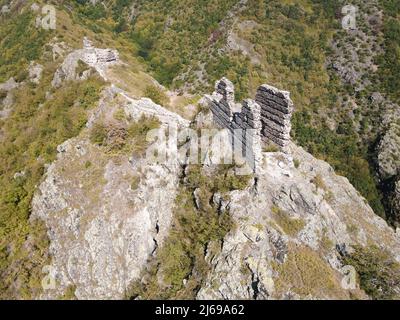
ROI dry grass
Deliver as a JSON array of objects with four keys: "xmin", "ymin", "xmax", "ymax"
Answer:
[
  {"xmin": 272, "ymin": 205, "xmax": 305, "ymax": 237},
  {"xmin": 273, "ymin": 244, "xmax": 346, "ymax": 298}
]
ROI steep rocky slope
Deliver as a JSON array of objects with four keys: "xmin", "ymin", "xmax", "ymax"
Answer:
[
  {"xmin": 1, "ymin": 0, "xmax": 400, "ymax": 300},
  {"xmin": 198, "ymin": 144, "xmax": 400, "ymax": 299}
]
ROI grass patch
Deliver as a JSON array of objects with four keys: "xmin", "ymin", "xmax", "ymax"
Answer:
[
  {"xmin": 272, "ymin": 205, "xmax": 306, "ymax": 237},
  {"xmin": 311, "ymin": 173, "xmax": 327, "ymax": 191},
  {"xmin": 274, "ymin": 244, "xmax": 344, "ymax": 298},
  {"xmin": 90, "ymin": 114, "xmax": 160, "ymax": 155}
]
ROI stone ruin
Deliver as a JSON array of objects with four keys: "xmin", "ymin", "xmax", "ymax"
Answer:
[
  {"xmin": 82, "ymin": 37, "xmax": 119, "ymax": 66},
  {"xmin": 52, "ymin": 38, "xmax": 119, "ymax": 87},
  {"xmin": 205, "ymin": 77, "xmax": 294, "ymax": 172}
]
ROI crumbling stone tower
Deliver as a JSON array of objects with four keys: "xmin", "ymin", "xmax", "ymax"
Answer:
[
  {"xmin": 206, "ymin": 78, "xmax": 294, "ymax": 172},
  {"xmin": 255, "ymin": 84, "xmax": 293, "ymax": 147}
]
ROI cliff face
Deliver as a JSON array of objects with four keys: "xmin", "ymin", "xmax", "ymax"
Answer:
[{"xmin": 198, "ymin": 144, "xmax": 400, "ymax": 299}]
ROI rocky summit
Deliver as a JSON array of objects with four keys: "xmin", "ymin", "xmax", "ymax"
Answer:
[{"xmin": 1, "ymin": 0, "xmax": 400, "ymax": 301}]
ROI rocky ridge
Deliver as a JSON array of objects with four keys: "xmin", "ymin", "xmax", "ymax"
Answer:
[{"xmin": 28, "ymin": 36, "xmax": 400, "ymax": 299}]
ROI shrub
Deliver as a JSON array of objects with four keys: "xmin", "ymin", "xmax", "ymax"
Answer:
[
  {"xmin": 311, "ymin": 174, "xmax": 327, "ymax": 191},
  {"xmin": 0, "ymin": 89, "xmax": 7, "ymax": 100},
  {"xmin": 144, "ymin": 85, "xmax": 169, "ymax": 106},
  {"xmin": 113, "ymin": 109, "xmax": 126, "ymax": 121},
  {"xmin": 90, "ymin": 122, "xmax": 107, "ymax": 146},
  {"xmin": 343, "ymin": 245, "xmax": 400, "ymax": 299},
  {"xmin": 15, "ymin": 70, "xmax": 29, "ymax": 83},
  {"xmin": 131, "ymin": 176, "xmax": 140, "ymax": 190},
  {"xmin": 76, "ymin": 60, "xmax": 89, "ymax": 77},
  {"xmin": 263, "ymin": 144, "xmax": 280, "ymax": 152},
  {"xmin": 127, "ymin": 115, "xmax": 161, "ymax": 155}
]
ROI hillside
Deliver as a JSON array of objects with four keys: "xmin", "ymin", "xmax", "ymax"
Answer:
[{"xmin": 0, "ymin": 0, "xmax": 400, "ymax": 300}]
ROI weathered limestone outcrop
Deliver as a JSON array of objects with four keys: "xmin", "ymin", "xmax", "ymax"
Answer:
[
  {"xmin": 206, "ymin": 78, "xmax": 293, "ymax": 172},
  {"xmin": 31, "ymin": 137, "xmax": 180, "ymax": 299},
  {"xmin": 30, "ymin": 85, "xmax": 188, "ymax": 299},
  {"xmin": 52, "ymin": 37, "xmax": 119, "ymax": 87},
  {"xmin": 28, "ymin": 61, "xmax": 43, "ymax": 84},
  {"xmin": 197, "ymin": 143, "xmax": 400, "ymax": 299},
  {"xmin": 0, "ymin": 77, "xmax": 19, "ymax": 118}
]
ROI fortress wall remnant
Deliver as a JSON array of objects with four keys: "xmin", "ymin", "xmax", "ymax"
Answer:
[
  {"xmin": 206, "ymin": 78, "xmax": 294, "ymax": 172},
  {"xmin": 206, "ymin": 78, "xmax": 263, "ymax": 172},
  {"xmin": 255, "ymin": 84, "xmax": 293, "ymax": 147}
]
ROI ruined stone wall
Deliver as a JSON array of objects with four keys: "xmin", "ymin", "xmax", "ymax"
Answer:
[
  {"xmin": 206, "ymin": 78, "xmax": 263, "ymax": 172},
  {"xmin": 255, "ymin": 85, "xmax": 293, "ymax": 147},
  {"xmin": 206, "ymin": 78, "xmax": 294, "ymax": 172}
]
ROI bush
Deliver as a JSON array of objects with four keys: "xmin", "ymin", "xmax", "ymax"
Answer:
[
  {"xmin": 343, "ymin": 245, "xmax": 400, "ymax": 299},
  {"xmin": 144, "ymin": 85, "xmax": 169, "ymax": 106},
  {"xmin": 15, "ymin": 70, "xmax": 29, "ymax": 83},
  {"xmin": 0, "ymin": 89, "xmax": 7, "ymax": 100},
  {"xmin": 127, "ymin": 115, "xmax": 161, "ymax": 155},
  {"xmin": 90, "ymin": 122, "xmax": 107, "ymax": 146}
]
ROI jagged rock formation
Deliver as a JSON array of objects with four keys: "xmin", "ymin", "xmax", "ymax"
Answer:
[
  {"xmin": 52, "ymin": 37, "xmax": 119, "ymax": 87},
  {"xmin": 29, "ymin": 79, "xmax": 400, "ymax": 299},
  {"xmin": 197, "ymin": 143, "xmax": 400, "ymax": 299},
  {"xmin": 30, "ymin": 84, "xmax": 187, "ymax": 299},
  {"xmin": 206, "ymin": 78, "xmax": 293, "ymax": 172}
]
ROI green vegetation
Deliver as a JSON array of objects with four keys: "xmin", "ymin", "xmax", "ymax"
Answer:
[
  {"xmin": 376, "ymin": 0, "xmax": 400, "ymax": 103},
  {"xmin": 129, "ymin": 0, "xmax": 238, "ymax": 86},
  {"xmin": 76, "ymin": 59, "xmax": 90, "ymax": 77},
  {"xmin": 263, "ymin": 144, "xmax": 280, "ymax": 153},
  {"xmin": 311, "ymin": 173, "xmax": 327, "ymax": 191},
  {"xmin": 272, "ymin": 205, "xmax": 306, "ymax": 237},
  {"xmin": 0, "ymin": 89, "xmax": 7, "ymax": 100},
  {"xmin": 90, "ymin": 122, "xmax": 108, "ymax": 146},
  {"xmin": 127, "ymin": 115, "xmax": 161, "ymax": 155},
  {"xmin": 130, "ymin": 175, "xmax": 141, "ymax": 190},
  {"xmin": 0, "ymin": 10, "xmax": 50, "ymax": 82},
  {"xmin": 0, "ymin": 64, "xmax": 104, "ymax": 298},
  {"xmin": 59, "ymin": 285, "xmax": 77, "ymax": 300},
  {"xmin": 343, "ymin": 245, "xmax": 400, "ymax": 299},
  {"xmin": 144, "ymin": 85, "xmax": 169, "ymax": 106},
  {"xmin": 127, "ymin": 165, "xmax": 250, "ymax": 299},
  {"xmin": 90, "ymin": 114, "xmax": 160, "ymax": 154},
  {"xmin": 293, "ymin": 111, "xmax": 385, "ymax": 216}
]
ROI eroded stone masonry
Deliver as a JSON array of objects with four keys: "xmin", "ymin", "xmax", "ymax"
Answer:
[{"xmin": 206, "ymin": 78, "xmax": 294, "ymax": 172}]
